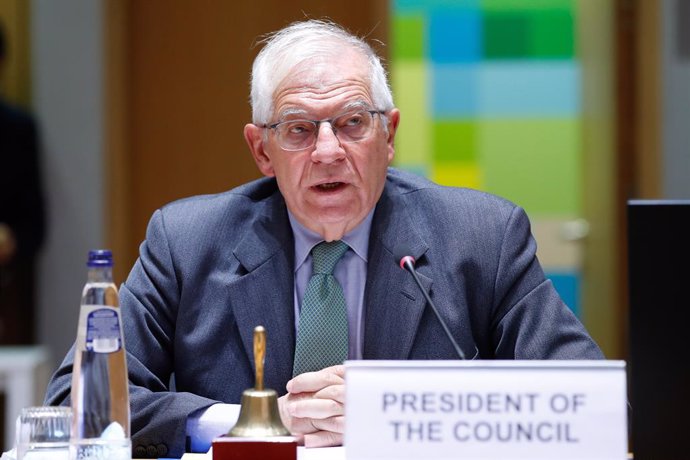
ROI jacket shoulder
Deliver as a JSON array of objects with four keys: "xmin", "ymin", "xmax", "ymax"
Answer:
[
  {"xmin": 158, "ymin": 176, "xmax": 278, "ymax": 220},
  {"xmin": 143, "ymin": 176, "xmax": 281, "ymax": 255}
]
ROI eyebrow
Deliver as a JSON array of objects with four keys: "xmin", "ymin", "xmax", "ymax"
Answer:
[
  {"xmin": 341, "ymin": 100, "xmax": 371, "ymax": 112},
  {"xmin": 277, "ymin": 108, "xmax": 308, "ymax": 119}
]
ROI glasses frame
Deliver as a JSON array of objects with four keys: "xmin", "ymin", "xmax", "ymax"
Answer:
[{"xmin": 261, "ymin": 109, "xmax": 387, "ymax": 152}]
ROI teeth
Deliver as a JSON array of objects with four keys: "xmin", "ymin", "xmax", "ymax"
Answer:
[{"xmin": 319, "ymin": 182, "xmax": 340, "ymax": 189}]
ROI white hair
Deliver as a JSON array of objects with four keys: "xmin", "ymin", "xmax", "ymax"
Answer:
[{"xmin": 250, "ymin": 19, "xmax": 394, "ymax": 124}]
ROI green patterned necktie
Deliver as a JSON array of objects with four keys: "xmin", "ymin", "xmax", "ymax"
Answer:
[{"xmin": 292, "ymin": 240, "xmax": 350, "ymax": 377}]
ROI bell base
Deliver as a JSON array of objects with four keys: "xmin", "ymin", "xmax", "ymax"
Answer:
[
  {"xmin": 212, "ymin": 435, "xmax": 297, "ymax": 460},
  {"xmin": 225, "ymin": 388, "xmax": 291, "ymax": 437}
]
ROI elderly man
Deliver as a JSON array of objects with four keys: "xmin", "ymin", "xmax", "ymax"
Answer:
[{"xmin": 45, "ymin": 20, "xmax": 602, "ymax": 457}]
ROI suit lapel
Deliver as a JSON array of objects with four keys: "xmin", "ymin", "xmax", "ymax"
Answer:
[
  {"xmin": 363, "ymin": 183, "xmax": 431, "ymax": 359},
  {"xmin": 227, "ymin": 192, "xmax": 295, "ymax": 391},
  {"xmin": 224, "ymin": 176, "xmax": 436, "ymax": 377}
]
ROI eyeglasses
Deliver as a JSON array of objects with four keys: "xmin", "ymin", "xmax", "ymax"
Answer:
[{"xmin": 261, "ymin": 109, "xmax": 386, "ymax": 152}]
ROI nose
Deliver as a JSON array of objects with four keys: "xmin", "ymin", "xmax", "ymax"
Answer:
[{"xmin": 311, "ymin": 122, "xmax": 346, "ymax": 164}]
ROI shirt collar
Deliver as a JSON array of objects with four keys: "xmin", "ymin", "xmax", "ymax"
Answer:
[{"xmin": 288, "ymin": 209, "xmax": 375, "ymax": 273}]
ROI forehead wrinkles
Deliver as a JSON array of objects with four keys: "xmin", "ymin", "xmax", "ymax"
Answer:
[
  {"xmin": 273, "ymin": 79, "xmax": 373, "ymax": 120},
  {"xmin": 275, "ymin": 78, "xmax": 370, "ymax": 103}
]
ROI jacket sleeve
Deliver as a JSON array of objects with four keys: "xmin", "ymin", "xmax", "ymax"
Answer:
[
  {"xmin": 44, "ymin": 209, "xmax": 219, "ymax": 458},
  {"xmin": 490, "ymin": 206, "xmax": 604, "ymax": 359}
]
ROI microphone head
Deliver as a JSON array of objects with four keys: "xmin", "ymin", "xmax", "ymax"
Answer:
[
  {"xmin": 393, "ymin": 243, "xmax": 416, "ymax": 270},
  {"xmin": 399, "ymin": 255, "xmax": 416, "ymax": 270}
]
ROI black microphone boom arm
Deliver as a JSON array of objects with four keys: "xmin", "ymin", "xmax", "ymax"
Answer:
[{"xmin": 399, "ymin": 256, "xmax": 466, "ymax": 360}]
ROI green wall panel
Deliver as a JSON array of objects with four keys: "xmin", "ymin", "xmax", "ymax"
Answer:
[
  {"xmin": 481, "ymin": 0, "xmax": 573, "ymax": 12},
  {"xmin": 483, "ymin": 12, "xmax": 531, "ymax": 58},
  {"xmin": 480, "ymin": 118, "xmax": 581, "ymax": 216},
  {"xmin": 393, "ymin": 15, "xmax": 425, "ymax": 60},
  {"xmin": 391, "ymin": 61, "xmax": 431, "ymax": 169},
  {"xmin": 433, "ymin": 120, "xmax": 477, "ymax": 163},
  {"xmin": 530, "ymin": 9, "xmax": 575, "ymax": 57}
]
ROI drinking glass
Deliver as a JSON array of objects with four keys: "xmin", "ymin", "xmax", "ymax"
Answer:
[{"xmin": 15, "ymin": 407, "xmax": 72, "ymax": 460}]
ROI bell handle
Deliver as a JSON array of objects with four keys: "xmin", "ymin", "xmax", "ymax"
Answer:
[{"xmin": 254, "ymin": 326, "xmax": 266, "ymax": 390}]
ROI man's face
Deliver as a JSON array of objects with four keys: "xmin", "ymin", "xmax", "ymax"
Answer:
[{"xmin": 245, "ymin": 50, "xmax": 400, "ymax": 241}]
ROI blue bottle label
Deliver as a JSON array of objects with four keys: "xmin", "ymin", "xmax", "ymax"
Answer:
[{"xmin": 81, "ymin": 306, "xmax": 123, "ymax": 353}]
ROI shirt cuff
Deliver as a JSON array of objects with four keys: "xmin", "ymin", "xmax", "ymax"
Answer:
[{"xmin": 186, "ymin": 403, "xmax": 241, "ymax": 453}]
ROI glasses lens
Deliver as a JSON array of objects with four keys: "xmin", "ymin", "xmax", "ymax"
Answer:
[
  {"xmin": 276, "ymin": 121, "xmax": 317, "ymax": 151},
  {"xmin": 333, "ymin": 111, "xmax": 375, "ymax": 143}
]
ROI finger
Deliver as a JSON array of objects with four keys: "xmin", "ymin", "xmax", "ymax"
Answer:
[
  {"xmin": 326, "ymin": 364, "xmax": 346, "ymax": 378},
  {"xmin": 288, "ymin": 417, "xmax": 320, "ymax": 434},
  {"xmin": 313, "ymin": 383, "xmax": 345, "ymax": 404},
  {"xmin": 303, "ymin": 430, "xmax": 343, "ymax": 448},
  {"xmin": 289, "ymin": 396, "xmax": 344, "ymax": 419},
  {"xmin": 288, "ymin": 367, "xmax": 345, "ymax": 394},
  {"xmin": 288, "ymin": 366, "xmax": 345, "ymax": 394},
  {"xmin": 278, "ymin": 393, "xmax": 317, "ymax": 434},
  {"xmin": 311, "ymin": 415, "xmax": 345, "ymax": 434}
]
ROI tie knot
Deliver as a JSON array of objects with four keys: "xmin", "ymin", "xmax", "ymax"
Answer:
[{"xmin": 311, "ymin": 240, "xmax": 349, "ymax": 275}]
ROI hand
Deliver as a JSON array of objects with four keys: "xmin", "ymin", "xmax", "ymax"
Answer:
[
  {"xmin": 0, "ymin": 223, "xmax": 17, "ymax": 265},
  {"xmin": 278, "ymin": 364, "xmax": 346, "ymax": 448}
]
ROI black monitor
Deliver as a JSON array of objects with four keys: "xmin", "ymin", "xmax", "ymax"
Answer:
[{"xmin": 628, "ymin": 200, "xmax": 690, "ymax": 459}]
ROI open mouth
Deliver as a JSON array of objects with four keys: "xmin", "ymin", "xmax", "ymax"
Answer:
[{"xmin": 314, "ymin": 182, "xmax": 346, "ymax": 191}]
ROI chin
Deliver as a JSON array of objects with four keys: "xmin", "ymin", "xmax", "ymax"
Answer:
[{"xmin": 308, "ymin": 204, "xmax": 358, "ymax": 222}]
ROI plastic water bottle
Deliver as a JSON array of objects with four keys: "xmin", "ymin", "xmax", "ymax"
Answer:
[{"xmin": 70, "ymin": 250, "xmax": 131, "ymax": 460}]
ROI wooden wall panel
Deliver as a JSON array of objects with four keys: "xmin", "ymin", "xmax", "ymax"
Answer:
[
  {"xmin": 578, "ymin": 0, "xmax": 621, "ymax": 358},
  {"xmin": 0, "ymin": 0, "xmax": 31, "ymax": 107},
  {"xmin": 635, "ymin": 0, "xmax": 662, "ymax": 198},
  {"xmin": 107, "ymin": 0, "xmax": 389, "ymax": 279}
]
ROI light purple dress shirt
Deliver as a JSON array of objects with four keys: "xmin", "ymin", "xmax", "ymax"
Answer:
[{"xmin": 288, "ymin": 209, "xmax": 373, "ymax": 360}]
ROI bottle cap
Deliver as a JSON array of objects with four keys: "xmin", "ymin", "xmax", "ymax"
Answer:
[{"xmin": 87, "ymin": 249, "xmax": 113, "ymax": 267}]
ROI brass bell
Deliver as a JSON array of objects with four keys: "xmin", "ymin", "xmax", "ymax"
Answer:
[{"xmin": 227, "ymin": 326, "xmax": 291, "ymax": 437}]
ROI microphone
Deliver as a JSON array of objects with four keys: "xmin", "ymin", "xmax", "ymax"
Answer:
[{"xmin": 394, "ymin": 245, "xmax": 466, "ymax": 360}]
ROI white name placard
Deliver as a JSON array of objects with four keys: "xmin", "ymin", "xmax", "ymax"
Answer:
[{"xmin": 345, "ymin": 360, "xmax": 627, "ymax": 460}]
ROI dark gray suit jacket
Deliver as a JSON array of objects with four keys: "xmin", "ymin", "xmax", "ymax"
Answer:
[{"xmin": 45, "ymin": 168, "xmax": 602, "ymax": 457}]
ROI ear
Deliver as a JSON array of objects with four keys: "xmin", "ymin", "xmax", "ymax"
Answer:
[
  {"xmin": 385, "ymin": 109, "xmax": 401, "ymax": 163},
  {"xmin": 244, "ymin": 123, "xmax": 275, "ymax": 177}
]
